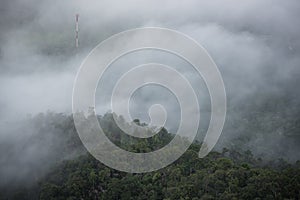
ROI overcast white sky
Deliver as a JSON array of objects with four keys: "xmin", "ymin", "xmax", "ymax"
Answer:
[{"xmin": 0, "ymin": 0, "xmax": 299, "ymax": 123}]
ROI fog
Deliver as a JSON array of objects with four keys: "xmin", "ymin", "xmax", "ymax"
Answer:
[{"xmin": 0, "ymin": 0, "xmax": 300, "ymax": 185}]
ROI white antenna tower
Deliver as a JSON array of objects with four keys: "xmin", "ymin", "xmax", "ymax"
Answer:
[{"xmin": 75, "ymin": 14, "xmax": 79, "ymax": 48}]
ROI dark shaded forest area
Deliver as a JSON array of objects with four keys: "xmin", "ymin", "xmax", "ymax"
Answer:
[{"xmin": 0, "ymin": 113, "xmax": 299, "ymax": 200}]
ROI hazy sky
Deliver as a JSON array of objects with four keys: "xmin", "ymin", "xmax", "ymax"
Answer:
[{"xmin": 0, "ymin": 0, "xmax": 299, "ymax": 119}]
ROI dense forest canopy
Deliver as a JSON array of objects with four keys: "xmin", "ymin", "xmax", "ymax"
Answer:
[{"xmin": 0, "ymin": 112, "xmax": 299, "ymax": 199}]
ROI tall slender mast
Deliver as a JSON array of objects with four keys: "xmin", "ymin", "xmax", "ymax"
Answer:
[{"xmin": 75, "ymin": 14, "xmax": 79, "ymax": 48}]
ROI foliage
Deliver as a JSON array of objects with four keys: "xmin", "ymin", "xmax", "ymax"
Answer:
[{"xmin": 0, "ymin": 112, "xmax": 299, "ymax": 200}]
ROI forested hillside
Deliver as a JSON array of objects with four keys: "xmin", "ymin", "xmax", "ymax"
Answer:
[{"xmin": 0, "ymin": 113, "xmax": 299, "ymax": 200}]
